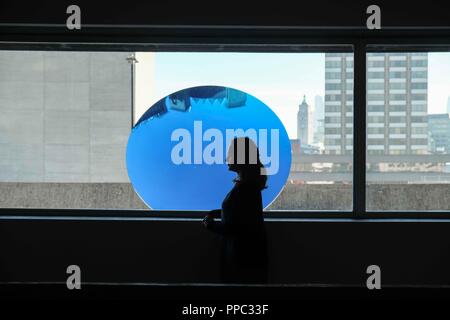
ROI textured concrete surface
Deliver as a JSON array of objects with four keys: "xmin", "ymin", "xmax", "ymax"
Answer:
[
  {"xmin": 269, "ymin": 183, "xmax": 352, "ymax": 210},
  {"xmin": 1, "ymin": 182, "xmax": 449, "ymax": 211},
  {"xmin": 0, "ymin": 183, "xmax": 147, "ymax": 209},
  {"xmin": 271, "ymin": 183, "xmax": 450, "ymax": 211},
  {"xmin": 0, "ymin": 51, "xmax": 131, "ymax": 183},
  {"xmin": 366, "ymin": 183, "xmax": 450, "ymax": 211}
]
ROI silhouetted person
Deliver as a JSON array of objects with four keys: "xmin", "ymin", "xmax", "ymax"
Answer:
[{"xmin": 203, "ymin": 137, "xmax": 268, "ymax": 284}]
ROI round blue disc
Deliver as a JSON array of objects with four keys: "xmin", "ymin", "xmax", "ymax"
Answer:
[{"xmin": 126, "ymin": 86, "xmax": 291, "ymax": 210}]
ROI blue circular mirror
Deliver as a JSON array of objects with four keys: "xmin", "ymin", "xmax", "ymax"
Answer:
[{"xmin": 126, "ymin": 86, "xmax": 291, "ymax": 210}]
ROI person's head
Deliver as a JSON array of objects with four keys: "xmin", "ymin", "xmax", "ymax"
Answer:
[{"xmin": 226, "ymin": 137, "xmax": 267, "ymax": 190}]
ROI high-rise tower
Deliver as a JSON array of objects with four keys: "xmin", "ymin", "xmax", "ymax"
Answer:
[
  {"xmin": 324, "ymin": 52, "xmax": 428, "ymax": 155},
  {"xmin": 297, "ymin": 95, "xmax": 311, "ymax": 145}
]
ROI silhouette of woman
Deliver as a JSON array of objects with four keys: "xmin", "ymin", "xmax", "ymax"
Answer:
[{"xmin": 203, "ymin": 137, "xmax": 268, "ymax": 284}]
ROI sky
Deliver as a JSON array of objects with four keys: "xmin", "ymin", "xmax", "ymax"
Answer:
[
  {"xmin": 137, "ymin": 52, "xmax": 450, "ymax": 139},
  {"xmin": 428, "ymin": 53, "xmax": 450, "ymax": 114}
]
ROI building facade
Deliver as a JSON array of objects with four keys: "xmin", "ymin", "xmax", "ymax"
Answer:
[
  {"xmin": 324, "ymin": 52, "xmax": 429, "ymax": 155},
  {"xmin": 297, "ymin": 95, "xmax": 312, "ymax": 146},
  {"xmin": 428, "ymin": 114, "xmax": 450, "ymax": 153},
  {"xmin": 312, "ymin": 95, "xmax": 325, "ymax": 148},
  {"xmin": 0, "ymin": 51, "xmax": 132, "ymax": 182}
]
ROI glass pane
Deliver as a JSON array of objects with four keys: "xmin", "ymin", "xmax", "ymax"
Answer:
[
  {"xmin": 366, "ymin": 52, "xmax": 450, "ymax": 211},
  {"xmin": 135, "ymin": 52, "xmax": 353, "ymax": 211},
  {"xmin": 0, "ymin": 50, "xmax": 136, "ymax": 209},
  {"xmin": 0, "ymin": 50, "xmax": 353, "ymax": 211}
]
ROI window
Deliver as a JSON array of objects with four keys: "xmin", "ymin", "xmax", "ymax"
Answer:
[
  {"xmin": 368, "ymin": 105, "xmax": 385, "ymax": 112},
  {"xmin": 368, "ymin": 60, "xmax": 385, "ymax": 68},
  {"xmin": 326, "ymin": 83, "xmax": 342, "ymax": 90},
  {"xmin": 389, "ymin": 60, "xmax": 407, "ymax": 67},
  {"xmin": 326, "ymin": 71, "xmax": 342, "ymax": 79},
  {"xmin": 389, "ymin": 127, "xmax": 407, "ymax": 134},
  {"xmin": 366, "ymin": 52, "xmax": 450, "ymax": 211},
  {"xmin": 3, "ymin": 43, "xmax": 450, "ymax": 217},
  {"xmin": 325, "ymin": 94, "xmax": 342, "ymax": 101},
  {"xmin": 389, "ymin": 82, "xmax": 407, "ymax": 90},
  {"xmin": 411, "ymin": 83, "xmax": 427, "ymax": 89},
  {"xmin": 368, "ymin": 94, "xmax": 385, "ymax": 100},
  {"xmin": 0, "ymin": 49, "xmax": 354, "ymax": 211},
  {"xmin": 0, "ymin": 51, "xmax": 136, "ymax": 210},
  {"xmin": 412, "ymin": 71, "xmax": 427, "ymax": 78},
  {"xmin": 368, "ymin": 82, "xmax": 385, "ymax": 90},
  {"xmin": 325, "ymin": 61, "xmax": 341, "ymax": 68},
  {"xmin": 369, "ymin": 127, "xmax": 385, "ymax": 134},
  {"xmin": 368, "ymin": 71, "xmax": 384, "ymax": 78},
  {"xmin": 138, "ymin": 51, "xmax": 354, "ymax": 211},
  {"xmin": 389, "ymin": 71, "xmax": 407, "ymax": 78}
]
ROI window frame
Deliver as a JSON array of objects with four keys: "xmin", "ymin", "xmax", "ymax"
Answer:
[{"xmin": 2, "ymin": 26, "xmax": 450, "ymax": 219}]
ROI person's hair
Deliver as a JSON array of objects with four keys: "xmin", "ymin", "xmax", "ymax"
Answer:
[{"xmin": 229, "ymin": 137, "xmax": 267, "ymax": 190}]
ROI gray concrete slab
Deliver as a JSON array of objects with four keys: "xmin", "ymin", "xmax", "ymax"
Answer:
[
  {"xmin": 45, "ymin": 110, "xmax": 90, "ymax": 145},
  {"xmin": 0, "ymin": 182, "xmax": 147, "ymax": 209},
  {"xmin": 0, "ymin": 81, "xmax": 44, "ymax": 110},
  {"xmin": 44, "ymin": 144, "xmax": 89, "ymax": 174},
  {"xmin": 44, "ymin": 51, "xmax": 90, "ymax": 82},
  {"xmin": 44, "ymin": 82, "xmax": 90, "ymax": 111},
  {"xmin": 0, "ymin": 51, "xmax": 44, "ymax": 82},
  {"xmin": 1, "ymin": 182, "xmax": 449, "ymax": 211},
  {"xmin": 89, "ymin": 80, "xmax": 130, "ymax": 111},
  {"xmin": 90, "ymin": 144, "xmax": 128, "ymax": 182},
  {"xmin": 0, "ymin": 110, "xmax": 44, "ymax": 144},
  {"xmin": 0, "ymin": 51, "xmax": 132, "ymax": 185},
  {"xmin": 90, "ymin": 110, "xmax": 130, "ymax": 145},
  {"xmin": 89, "ymin": 52, "xmax": 131, "ymax": 84}
]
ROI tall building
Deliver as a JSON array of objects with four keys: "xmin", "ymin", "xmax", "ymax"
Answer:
[
  {"xmin": 324, "ymin": 53, "xmax": 354, "ymax": 155},
  {"xmin": 428, "ymin": 114, "xmax": 450, "ymax": 153},
  {"xmin": 313, "ymin": 95, "xmax": 325, "ymax": 147},
  {"xmin": 447, "ymin": 96, "xmax": 450, "ymax": 115},
  {"xmin": 297, "ymin": 95, "xmax": 311, "ymax": 145},
  {"xmin": 324, "ymin": 52, "xmax": 428, "ymax": 155}
]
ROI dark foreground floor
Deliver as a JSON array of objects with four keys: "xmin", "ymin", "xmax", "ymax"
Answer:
[
  {"xmin": 2, "ymin": 283, "xmax": 450, "ymax": 300},
  {"xmin": 2, "ymin": 284, "xmax": 450, "ymax": 318}
]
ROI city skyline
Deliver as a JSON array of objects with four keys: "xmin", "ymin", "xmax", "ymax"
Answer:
[{"xmin": 138, "ymin": 52, "xmax": 450, "ymax": 140}]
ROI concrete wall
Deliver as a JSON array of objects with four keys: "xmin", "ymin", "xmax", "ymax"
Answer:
[
  {"xmin": 1, "ymin": 182, "xmax": 450, "ymax": 211},
  {"xmin": 270, "ymin": 183, "xmax": 450, "ymax": 211},
  {"xmin": 0, "ymin": 51, "xmax": 131, "ymax": 183},
  {"xmin": 0, "ymin": 182, "xmax": 146, "ymax": 209}
]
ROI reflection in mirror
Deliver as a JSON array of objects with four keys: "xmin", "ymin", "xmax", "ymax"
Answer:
[{"xmin": 127, "ymin": 86, "xmax": 291, "ymax": 210}]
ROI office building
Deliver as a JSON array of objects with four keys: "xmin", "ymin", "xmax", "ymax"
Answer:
[
  {"xmin": 312, "ymin": 95, "xmax": 325, "ymax": 147},
  {"xmin": 324, "ymin": 52, "xmax": 428, "ymax": 155},
  {"xmin": 428, "ymin": 113, "xmax": 450, "ymax": 153}
]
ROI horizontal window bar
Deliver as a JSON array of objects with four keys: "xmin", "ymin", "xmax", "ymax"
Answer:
[{"xmin": 2, "ymin": 208, "xmax": 450, "ymax": 220}]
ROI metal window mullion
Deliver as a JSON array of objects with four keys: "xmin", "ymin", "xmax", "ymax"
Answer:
[{"xmin": 353, "ymin": 41, "xmax": 367, "ymax": 217}]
